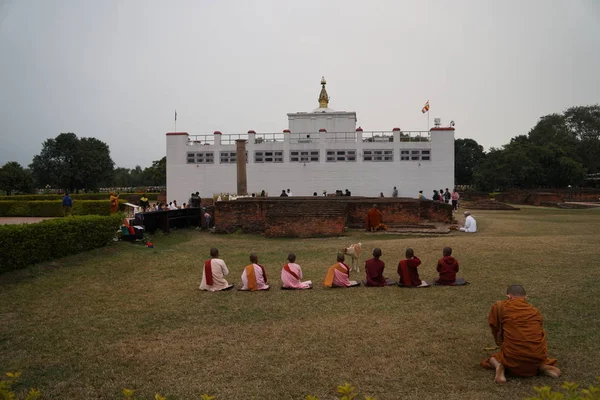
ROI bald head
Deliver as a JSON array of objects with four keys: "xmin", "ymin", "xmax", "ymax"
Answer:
[
  {"xmin": 250, "ymin": 253, "xmax": 258, "ymax": 263},
  {"xmin": 506, "ymin": 284, "xmax": 526, "ymax": 298},
  {"xmin": 337, "ymin": 253, "xmax": 345, "ymax": 262},
  {"xmin": 210, "ymin": 247, "xmax": 219, "ymax": 258}
]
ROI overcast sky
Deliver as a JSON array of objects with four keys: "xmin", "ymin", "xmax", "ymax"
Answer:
[{"xmin": 1, "ymin": 0, "xmax": 599, "ymax": 169}]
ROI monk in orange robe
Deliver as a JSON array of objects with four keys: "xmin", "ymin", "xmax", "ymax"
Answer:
[
  {"xmin": 482, "ymin": 285, "xmax": 560, "ymax": 383},
  {"xmin": 366, "ymin": 204, "xmax": 387, "ymax": 231},
  {"xmin": 110, "ymin": 192, "xmax": 120, "ymax": 214}
]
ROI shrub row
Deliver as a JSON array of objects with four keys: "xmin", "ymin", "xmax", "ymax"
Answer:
[
  {"xmin": 0, "ymin": 193, "xmax": 159, "ymax": 201},
  {"xmin": 0, "ymin": 200, "xmax": 127, "ymax": 217},
  {"xmin": 0, "ymin": 214, "xmax": 123, "ymax": 273}
]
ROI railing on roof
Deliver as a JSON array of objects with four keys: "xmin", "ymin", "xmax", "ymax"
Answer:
[
  {"xmin": 399, "ymin": 131, "xmax": 431, "ymax": 142},
  {"xmin": 186, "ymin": 130, "xmax": 431, "ymax": 145},
  {"xmin": 254, "ymin": 133, "xmax": 285, "ymax": 144},
  {"xmin": 187, "ymin": 135, "xmax": 215, "ymax": 146}
]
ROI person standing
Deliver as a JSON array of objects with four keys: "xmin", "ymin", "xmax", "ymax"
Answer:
[
  {"xmin": 109, "ymin": 192, "xmax": 120, "ymax": 214},
  {"xmin": 139, "ymin": 193, "xmax": 149, "ymax": 212},
  {"xmin": 451, "ymin": 189, "xmax": 460, "ymax": 212},
  {"xmin": 443, "ymin": 188, "xmax": 451, "ymax": 204},
  {"xmin": 392, "ymin": 186, "xmax": 398, "ymax": 197},
  {"xmin": 62, "ymin": 192, "xmax": 73, "ymax": 216}
]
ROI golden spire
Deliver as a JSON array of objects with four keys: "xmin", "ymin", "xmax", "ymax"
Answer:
[{"xmin": 318, "ymin": 76, "xmax": 329, "ymax": 108}]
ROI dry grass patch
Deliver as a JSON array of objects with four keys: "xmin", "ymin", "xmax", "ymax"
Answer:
[{"xmin": 1, "ymin": 208, "xmax": 600, "ymax": 399}]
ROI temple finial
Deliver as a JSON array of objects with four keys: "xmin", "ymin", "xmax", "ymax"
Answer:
[{"xmin": 318, "ymin": 76, "xmax": 329, "ymax": 108}]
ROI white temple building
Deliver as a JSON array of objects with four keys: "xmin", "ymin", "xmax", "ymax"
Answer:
[{"xmin": 166, "ymin": 77, "xmax": 455, "ymax": 200}]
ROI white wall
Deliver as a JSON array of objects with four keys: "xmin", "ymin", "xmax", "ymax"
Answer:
[
  {"xmin": 288, "ymin": 111, "xmax": 357, "ymax": 133},
  {"xmin": 166, "ymin": 128, "xmax": 455, "ymax": 203}
]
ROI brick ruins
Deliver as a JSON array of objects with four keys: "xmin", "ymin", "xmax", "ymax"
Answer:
[{"xmin": 214, "ymin": 197, "xmax": 453, "ymax": 238}]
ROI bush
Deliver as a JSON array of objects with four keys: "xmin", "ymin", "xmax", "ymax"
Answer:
[
  {"xmin": 0, "ymin": 200, "xmax": 129, "ymax": 217},
  {"xmin": 0, "ymin": 214, "xmax": 123, "ymax": 273},
  {"xmin": 0, "ymin": 193, "xmax": 159, "ymax": 201}
]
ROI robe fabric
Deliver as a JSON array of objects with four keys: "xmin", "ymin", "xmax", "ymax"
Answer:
[
  {"xmin": 397, "ymin": 257, "xmax": 423, "ymax": 287},
  {"xmin": 481, "ymin": 298, "xmax": 558, "ymax": 377},
  {"xmin": 366, "ymin": 208, "xmax": 383, "ymax": 230},
  {"xmin": 241, "ymin": 263, "xmax": 270, "ymax": 291},
  {"xmin": 323, "ymin": 262, "xmax": 352, "ymax": 287},
  {"xmin": 436, "ymin": 256, "xmax": 459, "ymax": 285},
  {"xmin": 110, "ymin": 195, "xmax": 119, "ymax": 214},
  {"xmin": 199, "ymin": 258, "xmax": 231, "ymax": 291},
  {"xmin": 281, "ymin": 263, "xmax": 311, "ymax": 289},
  {"xmin": 364, "ymin": 258, "xmax": 387, "ymax": 286}
]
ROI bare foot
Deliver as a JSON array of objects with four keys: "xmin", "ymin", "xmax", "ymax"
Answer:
[
  {"xmin": 540, "ymin": 365, "xmax": 561, "ymax": 378},
  {"xmin": 494, "ymin": 364, "xmax": 507, "ymax": 384}
]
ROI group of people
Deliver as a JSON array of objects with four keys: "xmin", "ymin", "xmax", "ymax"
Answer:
[
  {"xmin": 417, "ymin": 188, "xmax": 460, "ymax": 212},
  {"xmin": 199, "ymin": 248, "xmax": 560, "ymax": 383},
  {"xmin": 199, "ymin": 246, "xmax": 462, "ymax": 291}
]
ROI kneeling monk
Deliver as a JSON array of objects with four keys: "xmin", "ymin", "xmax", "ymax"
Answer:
[
  {"xmin": 240, "ymin": 253, "xmax": 270, "ymax": 291},
  {"xmin": 324, "ymin": 253, "xmax": 360, "ymax": 288},
  {"xmin": 482, "ymin": 285, "xmax": 560, "ymax": 383},
  {"xmin": 366, "ymin": 204, "xmax": 387, "ymax": 232},
  {"xmin": 281, "ymin": 253, "xmax": 312, "ymax": 289},
  {"xmin": 200, "ymin": 248, "xmax": 234, "ymax": 291}
]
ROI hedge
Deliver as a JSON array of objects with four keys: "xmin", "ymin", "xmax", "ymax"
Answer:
[
  {"xmin": 0, "ymin": 214, "xmax": 123, "ymax": 273},
  {"xmin": 0, "ymin": 200, "xmax": 128, "ymax": 217},
  {"xmin": 0, "ymin": 193, "xmax": 159, "ymax": 201}
]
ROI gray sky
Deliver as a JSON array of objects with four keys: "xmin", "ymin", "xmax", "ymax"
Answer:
[{"xmin": 1, "ymin": 0, "xmax": 599, "ymax": 169}]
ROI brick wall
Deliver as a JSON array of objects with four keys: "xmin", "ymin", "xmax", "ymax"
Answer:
[
  {"xmin": 214, "ymin": 197, "xmax": 452, "ymax": 237},
  {"xmin": 495, "ymin": 189, "xmax": 600, "ymax": 205}
]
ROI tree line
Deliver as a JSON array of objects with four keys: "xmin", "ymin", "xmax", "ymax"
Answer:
[
  {"xmin": 0, "ymin": 132, "xmax": 166, "ymax": 195},
  {"xmin": 455, "ymin": 105, "xmax": 599, "ymax": 191}
]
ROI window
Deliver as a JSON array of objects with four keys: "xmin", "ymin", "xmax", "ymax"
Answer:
[
  {"xmin": 399, "ymin": 149, "xmax": 431, "ymax": 161},
  {"xmin": 290, "ymin": 150, "xmax": 320, "ymax": 162},
  {"xmin": 220, "ymin": 151, "xmax": 248, "ymax": 164},
  {"xmin": 326, "ymin": 150, "xmax": 356, "ymax": 162},
  {"xmin": 187, "ymin": 152, "xmax": 214, "ymax": 164},
  {"xmin": 363, "ymin": 149, "xmax": 393, "ymax": 162},
  {"xmin": 255, "ymin": 151, "xmax": 283, "ymax": 163}
]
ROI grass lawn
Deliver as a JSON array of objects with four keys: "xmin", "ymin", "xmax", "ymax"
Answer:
[{"xmin": 1, "ymin": 207, "xmax": 600, "ymax": 399}]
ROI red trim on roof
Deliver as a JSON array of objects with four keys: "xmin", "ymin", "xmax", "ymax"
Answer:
[
  {"xmin": 392, "ymin": 127, "xmax": 401, "ymax": 131},
  {"xmin": 430, "ymin": 127, "xmax": 455, "ymax": 131},
  {"xmin": 166, "ymin": 132, "xmax": 189, "ymax": 136},
  {"xmin": 319, "ymin": 128, "xmax": 327, "ymax": 132},
  {"xmin": 247, "ymin": 130, "xmax": 256, "ymax": 134},
  {"xmin": 283, "ymin": 129, "xmax": 291, "ymax": 133},
  {"xmin": 356, "ymin": 127, "xmax": 363, "ymax": 132},
  {"xmin": 213, "ymin": 131, "xmax": 222, "ymax": 135}
]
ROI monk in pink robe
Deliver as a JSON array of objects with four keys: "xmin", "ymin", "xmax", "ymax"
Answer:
[
  {"xmin": 323, "ymin": 253, "xmax": 360, "ymax": 288},
  {"xmin": 240, "ymin": 253, "xmax": 270, "ymax": 291},
  {"xmin": 199, "ymin": 247, "xmax": 234, "ymax": 291},
  {"xmin": 281, "ymin": 253, "xmax": 312, "ymax": 289},
  {"xmin": 482, "ymin": 285, "xmax": 560, "ymax": 383}
]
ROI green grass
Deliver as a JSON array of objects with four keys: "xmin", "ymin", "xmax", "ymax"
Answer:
[{"xmin": 1, "ymin": 208, "xmax": 600, "ymax": 399}]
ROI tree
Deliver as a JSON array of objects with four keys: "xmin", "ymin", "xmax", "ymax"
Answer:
[
  {"xmin": 454, "ymin": 138, "xmax": 486, "ymax": 186},
  {"xmin": 144, "ymin": 157, "xmax": 166, "ymax": 186},
  {"xmin": 0, "ymin": 162, "xmax": 34, "ymax": 195},
  {"xmin": 30, "ymin": 133, "xmax": 114, "ymax": 192}
]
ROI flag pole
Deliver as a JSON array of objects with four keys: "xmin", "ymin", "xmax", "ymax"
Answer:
[
  {"xmin": 428, "ymin": 104, "xmax": 430, "ymax": 131},
  {"xmin": 174, "ymin": 109, "xmax": 177, "ymax": 133}
]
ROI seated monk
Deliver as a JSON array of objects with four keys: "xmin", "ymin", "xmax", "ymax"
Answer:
[
  {"xmin": 435, "ymin": 247, "xmax": 461, "ymax": 285},
  {"xmin": 199, "ymin": 248, "xmax": 234, "ymax": 291},
  {"xmin": 240, "ymin": 253, "xmax": 270, "ymax": 291},
  {"xmin": 366, "ymin": 204, "xmax": 387, "ymax": 232},
  {"xmin": 281, "ymin": 253, "xmax": 312, "ymax": 289},
  {"xmin": 482, "ymin": 285, "xmax": 560, "ymax": 383},
  {"xmin": 324, "ymin": 253, "xmax": 360, "ymax": 288},
  {"xmin": 398, "ymin": 248, "xmax": 430, "ymax": 287},
  {"xmin": 364, "ymin": 248, "xmax": 396, "ymax": 286}
]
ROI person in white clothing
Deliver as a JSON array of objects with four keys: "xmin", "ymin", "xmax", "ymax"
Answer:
[{"xmin": 460, "ymin": 211, "xmax": 477, "ymax": 233}]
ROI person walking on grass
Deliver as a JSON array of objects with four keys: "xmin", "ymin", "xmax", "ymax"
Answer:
[{"xmin": 62, "ymin": 192, "xmax": 73, "ymax": 216}]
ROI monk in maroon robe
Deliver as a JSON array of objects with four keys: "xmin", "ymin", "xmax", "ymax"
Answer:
[
  {"xmin": 398, "ymin": 248, "xmax": 429, "ymax": 287},
  {"xmin": 436, "ymin": 247, "xmax": 460, "ymax": 285},
  {"xmin": 364, "ymin": 248, "xmax": 395, "ymax": 286},
  {"xmin": 482, "ymin": 285, "xmax": 560, "ymax": 383}
]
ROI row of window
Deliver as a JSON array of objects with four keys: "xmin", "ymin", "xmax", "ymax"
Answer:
[{"xmin": 187, "ymin": 149, "xmax": 431, "ymax": 164}]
